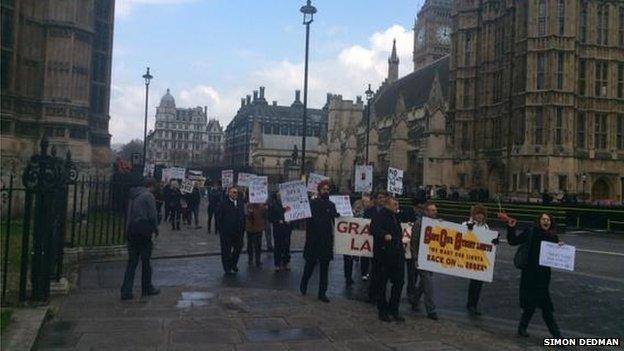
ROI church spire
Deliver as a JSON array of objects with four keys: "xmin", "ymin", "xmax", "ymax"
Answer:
[{"xmin": 387, "ymin": 39, "xmax": 399, "ymax": 83}]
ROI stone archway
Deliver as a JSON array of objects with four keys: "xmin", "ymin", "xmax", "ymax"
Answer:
[{"xmin": 591, "ymin": 178, "xmax": 611, "ymax": 200}]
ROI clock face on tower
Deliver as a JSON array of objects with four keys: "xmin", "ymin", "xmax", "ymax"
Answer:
[
  {"xmin": 436, "ymin": 25, "xmax": 451, "ymax": 45},
  {"xmin": 416, "ymin": 28, "xmax": 425, "ymax": 47}
]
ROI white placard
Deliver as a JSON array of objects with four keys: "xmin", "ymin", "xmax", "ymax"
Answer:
[
  {"xmin": 387, "ymin": 167, "xmax": 404, "ymax": 195},
  {"xmin": 354, "ymin": 165, "xmax": 373, "ymax": 193},
  {"xmin": 180, "ymin": 179, "xmax": 194, "ymax": 194},
  {"xmin": 221, "ymin": 170, "xmax": 234, "ymax": 188},
  {"xmin": 167, "ymin": 167, "xmax": 186, "ymax": 180},
  {"xmin": 249, "ymin": 176, "xmax": 268, "ymax": 204},
  {"xmin": 402, "ymin": 222, "xmax": 413, "ymax": 259},
  {"xmin": 329, "ymin": 195, "xmax": 354, "ymax": 217},
  {"xmin": 539, "ymin": 241, "xmax": 575, "ymax": 271},
  {"xmin": 417, "ymin": 217, "xmax": 498, "ymax": 282},
  {"xmin": 237, "ymin": 172, "xmax": 257, "ymax": 187},
  {"xmin": 307, "ymin": 173, "xmax": 330, "ymax": 193},
  {"xmin": 279, "ymin": 180, "xmax": 312, "ymax": 222},
  {"xmin": 143, "ymin": 164, "xmax": 154, "ymax": 177},
  {"xmin": 334, "ymin": 217, "xmax": 373, "ymax": 257}
]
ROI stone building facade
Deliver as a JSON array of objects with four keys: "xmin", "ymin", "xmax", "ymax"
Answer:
[
  {"xmin": 225, "ymin": 87, "xmax": 327, "ymax": 177},
  {"xmin": 448, "ymin": 0, "xmax": 624, "ymax": 201},
  {"xmin": 413, "ymin": 0, "xmax": 452, "ymax": 71},
  {"xmin": 146, "ymin": 89, "xmax": 223, "ymax": 168},
  {"xmin": 0, "ymin": 0, "xmax": 115, "ymax": 174}
]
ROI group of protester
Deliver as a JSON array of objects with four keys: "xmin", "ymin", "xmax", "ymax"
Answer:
[
  {"xmin": 121, "ymin": 176, "xmax": 563, "ymax": 340},
  {"xmin": 152, "ymin": 179, "xmax": 202, "ymax": 230}
]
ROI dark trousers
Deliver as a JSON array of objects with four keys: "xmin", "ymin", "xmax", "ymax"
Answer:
[
  {"xmin": 190, "ymin": 206, "xmax": 199, "ymax": 226},
  {"xmin": 467, "ymin": 279, "xmax": 483, "ymax": 308},
  {"xmin": 164, "ymin": 203, "xmax": 171, "ymax": 222},
  {"xmin": 273, "ymin": 225, "xmax": 291, "ymax": 267},
  {"xmin": 406, "ymin": 258, "xmax": 418, "ymax": 297},
  {"xmin": 376, "ymin": 256, "xmax": 405, "ymax": 316},
  {"xmin": 344, "ymin": 256, "xmax": 371, "ymax": 281},
  {"xmin": 300, "ymin": 258, "xmax": 329, "ymax": 297},
  {"xmin": 519, "ymin": 307, "xmax": 561, "ymax": 337},
  {"xmin": 368, "ymin": 257, "xmax": 381, "ymax": 302},
  {"xmin": 120, "ymin": 239, "xmax": 153, "ymax": 295},
  {"xmin": 169, "ymin": 208, "xmax": 180, "ymax": 229},
  {"xmin": 220, "ymin": 231, "xmax": 242, "ymax": 272},
  {"xmin": 247, "ymin": 232, "xmax": 262, "ymax": 265},
  {"xmin": 207, "ymin": 207, "xmax": 216, "ymax": 233},
  {"xmin": 156, "ymin": 202, "xmax": 163, "ymax": 224}
]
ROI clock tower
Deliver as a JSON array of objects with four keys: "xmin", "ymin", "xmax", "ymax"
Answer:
[{"xmin": 412, "ymin": 0, "xmax": 451, "ymax": 71}]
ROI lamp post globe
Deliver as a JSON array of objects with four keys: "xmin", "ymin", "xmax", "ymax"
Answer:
[{"xmin": 364, "ymin": 83, "xmax": 373, "ymax": 165}]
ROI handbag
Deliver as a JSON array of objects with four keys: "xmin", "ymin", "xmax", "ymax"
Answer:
[{"xmin": 513, "ymin": 228, "xmax": 533, "ymax": 269}]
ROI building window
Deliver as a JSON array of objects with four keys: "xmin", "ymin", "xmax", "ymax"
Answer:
[
  {"xmin": 597, "ymin": 5, "xmax": 609, "ymax": 45},
  {"xmin": 461, "ymin": 122, "xmax": 469, "ymax": 151},
  {"xmin": 555, "ymin": 107, "xmax": 563, "ymax": 145},
  {"xmin": 536, "ymin": 53, "xmax": 546, "ymax": 90},
  {"xmin": 531, "ymin": 174, "xmax": 543, "ymax": 193},
  {"xmin": 465, "ymin": 32, "xmax": 472, "ymax": 66},
  {"xmin": 578, "ymin": 59, "xmax": 586, "ymax": 95},
  {"xmin": 617, "ymin": 114, "xmax": 624, "ymax": 149},
  {"xmin": 595, "ymin": 61, "xmax": 608, "ymax": 97},
  {"xmin": 557, "ymin": 0, "xmax": 565, "ymax": 35},
  {"xmin": 534, "ymin": 108, "xmax": 543, "ymax": 145},
  {"xmin": 556, "ymin": 52, "xmax": 564, "ymax": 89},
  {"xmin": 580, "ymin": 2, "xmax": 588, "ymax": 43},
  {"xmin": 493, "ymin": 72, "xmax": 503, "ymax": 103},
  {"xmin": 558, "ymin": 174, "xmax": 568, "ymax": 191},
  {"xmin": 463, "ymin": 80, "xmax": 471, "ymax": 108},
  {"xmin": 538, "ymin": 0, "xmax": 547, "ymax": 36},
  {"xmin": 618, "ymin": 63, "xmax": 624, "ymax": 98},
  {"xmin": 594, "ymin": 113, "xmax": 608, "ymax": 149},
  {"xmin": 512, "ymin": 173, "xmax": 518, "ymax": 191}
]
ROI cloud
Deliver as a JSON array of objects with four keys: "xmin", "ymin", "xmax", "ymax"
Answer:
[{"xmin": 115, "ymin": 0, "xmax": 200, "ymax": 19}]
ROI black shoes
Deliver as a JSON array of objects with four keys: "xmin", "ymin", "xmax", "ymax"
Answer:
[
  {"xmin": 299, "ymin": 282, "xmax": 307, "ymax": 296},
  {"xmin": 467, "ymin": 306, "xmax": 482, "ymax": 316},
  {"xmin": 143, "ymin": 287, "xmax": 160, "ymax": 297},
  {"xmin": 391, "ymin": 314, "xmax": 405, "ymax": 322},
  {"xmin": 378, "ymin": 314, "xmax": 392, "ymax": 322},
  {"xmin": 345, "ymin": 278, "xmax": 354, "ymax": 286},
  {"xmin": 318, "ymin": 295, "xmax": 330, "ymax": 303},
  {"xmin": 427, "ymin": 313, "xmax": 439, "ymax": 320},
  {"xmin": 517, "ymin": 328, "xmax": 529, "ymax": 337},
  {"xmin": 232, "ymin": 266, "xmax": 239, "ymax": 273},
  {"xmin": 121, "ymin": 293, "xmax": 133, "ymax": 301}
]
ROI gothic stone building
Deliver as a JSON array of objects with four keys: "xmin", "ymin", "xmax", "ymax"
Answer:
[
  {"xmin": 0, "ymin": 0, "xmax": 115, "ymax": 174},
  {"xmin": 146, "ymin": 89, "xmax": 222, "ymax": 168},
  {"xmin": 225, "ymin": 87, "xmax": 327, "ymax": 177},
  {"xmin": 449, "ymin": 0, "xmax": 624, "ymax": 201}
]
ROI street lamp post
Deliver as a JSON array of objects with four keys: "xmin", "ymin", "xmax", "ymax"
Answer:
[
  {"xmin": 142, "ymin": 67, "xmax": 153, "ymax": 167},
  {"xmin": 365, "ymin": 84, "xmax": 374, "ymax": 164},
  {"xmin": 299, "ymin": 0, "xmax": 316, "ymax": 179},
  {"xmin": 526, "ymin": 171, "xmax": 532, "ymax": 203},
  {"xmin": 582, "ymin": 173, "xmax": 587, "ymax": 203}
]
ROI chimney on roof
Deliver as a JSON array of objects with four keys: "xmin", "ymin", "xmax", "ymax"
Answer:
[
  {"xmin": 259, "ymin": 86, "xmax": 265, "ymax": 99},
  {"xmin": 246, "ymin": 95, "xmax": 251, "ymax": 105},
  {"xmin": 204, "ymin": 106, "xmax": 207, "ymax": 116},
  {"xmin": 356, "ymin": 96, "xmax": 362, "ymax": 104},
  {"xmin": 295, "ymin": 90, "xmax": 301, "ymax": 102},
  {"xmin": 241, "ymin": 98, "xmax": 245, "ymax": 107},
  {"xmin": 272, "ymin": 101, "xmax": 277, "ymax": 106},
  {"xmin": 253, "ymin": 90, "xmax": 258, "ymax": 101}
]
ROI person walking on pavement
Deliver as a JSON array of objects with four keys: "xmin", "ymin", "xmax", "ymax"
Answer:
[
  {"xmin": 462, "ymin": 204, "xmax": 499, "ymax": 316},
  {"xmin": 246, "ymin": 202, "xmax": 267, "ymax": 268},
  {"xmin": 120, "ymin": 177, "xmax": 160, "ymax": 300},
  {"xmin": 410, "ymin": 202, "xmax": 439, "ymax": 320},
  {"xmin": 507, "ymin": 214, "xmax": 563, "ymax": 338},
  {"xmin": 168, "ymin": 180, "xmax": 182, "ymax": 231},
  {"xmin": 343, "ymin": 195, "xmax": 372, "ymax": 286},
  {"xmin": 216, "ymin": 186, "xmax": 245, "ymax": 275},
  {"xmin": 163, "ymin": 180, "xmax": 173, "ymax": 222},
  {"xmin": 371, "ymin": 196, "xmax": 405, "ymax": 322},
  {"xmin": 153, "ymin": 181, "xmax": 164, "ymax": 224},
  {"xmin": 366, "ymin": 191, "xmax": 388, "ymax": 303},
  {"xmin": 207, "ymin": 183, "xmax": 222, "ymax": 234},
  {"xmin": 189, "ymin": 182, "xmax": 202, "ymax": 229},
  {"xmin": 300, "ymin": 180, "xmax": 339, "ymax": 303},
  {"xmin": 269, "ymin": 192, "xmax": 292, "ymax": 272}
]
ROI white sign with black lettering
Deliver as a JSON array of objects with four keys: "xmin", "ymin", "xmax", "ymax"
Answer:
[
  {"xmin": 279, "ymin": 180, "xmax": 312, "ymax": 222},
  {"xmin": 539, "ymin": 242, "xmax": 575, "ymax": 271},
  {"xmin": 387, "ymin": 167, "xmax": 404, "ymax": 195}
]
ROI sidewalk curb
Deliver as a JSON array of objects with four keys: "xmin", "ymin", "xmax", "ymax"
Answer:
[{"xmin": 0, "ymin": 306, "xmax": 49, "ymax": 351}]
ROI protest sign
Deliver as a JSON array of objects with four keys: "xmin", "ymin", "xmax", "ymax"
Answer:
[
  {"xmin": 402, "ymin": 222, "xmax": 413, "ymax": 259},
  {"xmin": 249, "ymin": 176, "xmax": 268, "ymax": 204},
  {"xmin": 237, "ymin": 172, "xmax": 257, "ymax": 187},
  {"xmin": 354, "ymin": 165, "xmax": 373, "ymax": 193},
  {"xmin": 187, "ymin": 170, "xmax": 204, "ymax": 181},
  {"xmin": 307, "ymin": 173, "xmax": 329, "ymax": 193},
  {"xmin": 143, "ymin": 164, "xmax": 154, "ymax": 177},
  {"xmin": 222, "ymin": 170, "xmax": 234, "ymax": 188},
  {"xmin": 334, "ymin": 217, "xmax": 373, "ymax": 257},
  {"xmin": 329, "ymin": 195, "xmax": 354, "ymax": 217},
  {"xmin": 539, "ymin": 242, "xmax": 575, "ymax": 271},
  {"xmin": 279, "ymin": 180, "xmax": 312, "ymax": 222},
  {"xmin": 416, "ymin": 217, "xmax": 498, "ymax": 282},
  {"xmin": 167, "ymin": 167, "xmax": 186, "ymax": 180},
  {"xmin": 180, "ymin": 179, "xmax": 194, "ymax": 194},
  {"xmin": 387, "ymin": 167, "xmax": 404, "ymax": 195}
]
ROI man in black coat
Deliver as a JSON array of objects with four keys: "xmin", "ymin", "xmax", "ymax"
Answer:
[
  {"xmin": 365, "ymin": 191, "xmax": 388, "ymax": 303},
  {"xmin": 371, "ymin": 196, "xmax": 405, "ymax": 322},
  {"xmin": 300, "ymin": 180, "xmax": 339, "ymax": 303},
  {"xmin": 215, "ymin": 186, "xmax": 245, "ymax": 275},
  {"xmin": 207, "ymin": 183, "xmax": 223, "ymax": 234}
]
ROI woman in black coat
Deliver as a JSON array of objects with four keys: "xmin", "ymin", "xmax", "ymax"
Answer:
[{"xmin": 507, "ymin": 213, "xmax": 562, "ymax": 338}]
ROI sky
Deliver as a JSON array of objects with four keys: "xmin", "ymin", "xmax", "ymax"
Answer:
[{"xmin": 110, "ymin": 0, "xmax": 426, "ymax": 144}]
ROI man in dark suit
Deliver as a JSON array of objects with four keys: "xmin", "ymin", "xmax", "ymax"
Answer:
[
  {"xmin": 207, "ymin": 182, "xmax": 223, "ymax": 234},
  {"xmin": 215, "ymin": 186, "xmax": 245, "ymax": 275}
]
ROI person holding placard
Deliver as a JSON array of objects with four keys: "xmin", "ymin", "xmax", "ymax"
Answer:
[
  {"xmin": 300, "ymin": 180, "xmax": 340, "ymax": 303},
  {"xmin": 507, "ymin": 214, "xmax": 562, "ymax": 338},
  {"xmin": 461, "ymin": 204, "xmax": 499, "ymax": 316},
  {"xmin": 371, "ymin": 196, "xmax": 405, "ymax": 322}
]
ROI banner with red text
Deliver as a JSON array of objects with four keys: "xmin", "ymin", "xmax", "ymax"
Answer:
[
  {"xmin": 334, "ymin": 217, "xmax": 373, "ymax": 258},
  {"xmin": 416, "ymin": 217, "xmax": 498, "ymax": 282}
]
